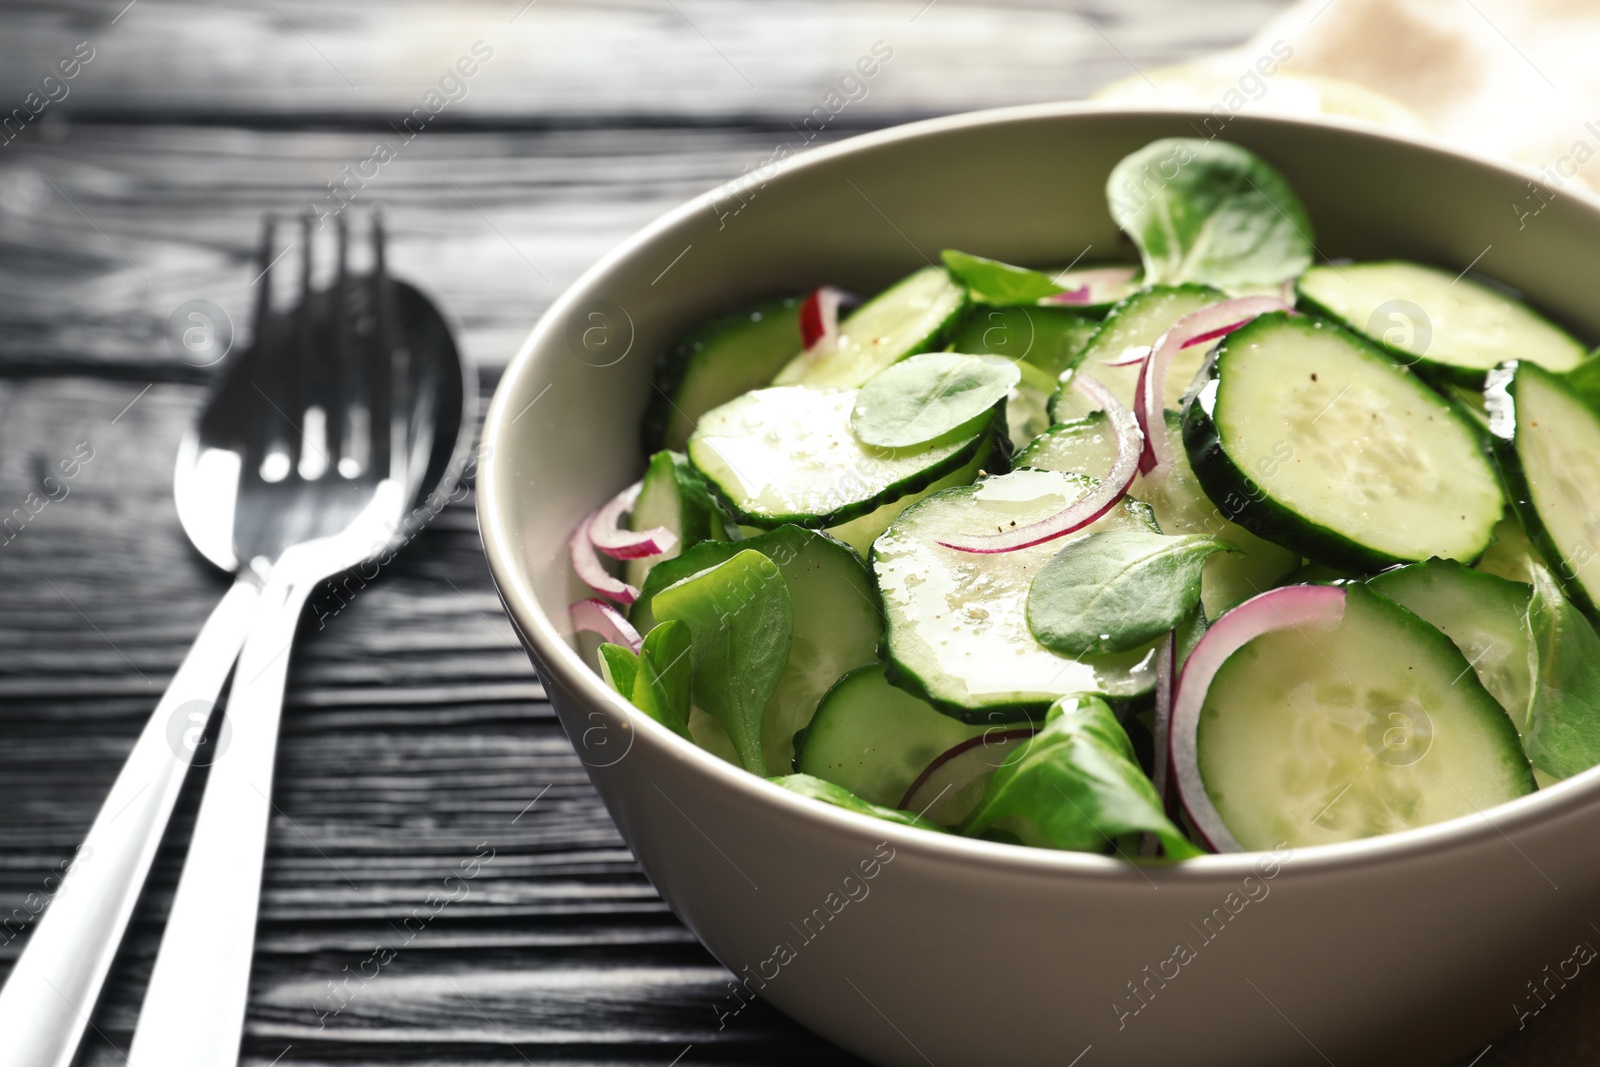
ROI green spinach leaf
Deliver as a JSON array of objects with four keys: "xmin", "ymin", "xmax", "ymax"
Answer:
[
  {"xmin": 941, "ymin": 249, "xmax": 1066, "ymax": 306},
  {"xmin": 851, "ymin": 351, "xmax": 1017, "ymax": 449},
  {"xmin": 1565, "ymin": 353, "xmax": 1600, "ymax": 412},
  {"xmin": 1522, "ymin": 565, "xmax": 1600, "ymax": 779},
  {"xmin": 770, "ymin": 773, "xmax": 946, "ymax": 832},
  {"xmin": 1106, "ymin": 138, "xmax": 1313, "ymax": 290},
  {"xmin": 631, "ymin": 619, "xmax": 693, "ymax": 739},
  {"xmin": 961, "ymin": 696, "xmax": 1201, "ymax": 858},
  {"xmin": 1027, "ymin": 530, "xmax": 1233, "ymax": 655},
  {"xmin": 597, "ymin": 643, "xmax": 639, "ymax": 696},
  {"xmin": 652, "ymin": 550, "xmax": 793, "ymax": 774}
]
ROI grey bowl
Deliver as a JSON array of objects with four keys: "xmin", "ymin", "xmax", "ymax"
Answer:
[{"xmin": 478, "ymin": 104, "xmax": 1600, "ymax": 1067}]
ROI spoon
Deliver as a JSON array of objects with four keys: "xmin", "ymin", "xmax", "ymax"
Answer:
[{"xmin": 0, "ymin": 213, "xmax": 473, "ymax": 1067}]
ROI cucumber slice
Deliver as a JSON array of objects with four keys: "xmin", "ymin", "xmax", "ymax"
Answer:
[
  {"xmin": 1475, "ymin": 512, "xmax": 1544, "ymax": 585},
  {"xmin": 1005, "ymin": 385, "xmax": 1054, "ymax": 449},
  {"xmin": 645, "ymin": 296, "xmax": 802, "ymax": 452},
  {"xmin": 1198, "ymin": 586, "xmax": 1534, "ymax": 850},
  {"xmin": 1185, "ymin": 312, "xmax": 1503, "ymax": 571},
  {"xmin": 824, "ymin": 442, "xmax": 995, "ymax": 557},
  {"xmin": 1296, "ymin": 261, "xmax": 1586, "ymax": 384},
  {"xmin": 1366, "ymin": 558, "xmax": 1532, "ymax": 728},
  {"xmin": 1048, "ymin": 284, "xmax": 1222, "ymax": 421},
  {"xmin": 1486, "ymin": 361, "xmax": 1600, "ymax": 616},
  {"xmin": 631, "ymin": 525, "xmax": 883, "ymax": 773},
  {"xmin": 873, "ymin": 468, "xmax": 1163, "ymax": 722},
  {"xmin": 1281, "ymin": 561, "xmax": 1351, "ymax": 586},
  {"xmin": 948, "ymin": 304, "xmax": 1100, "ymax": 377},
  {"xmin": 1014, "ymin": 412, "xmax": 1120, "ymax": 477},
  {"xmin": 625, "ymin": 450, "xmax": 726, "ymax": 588},
  {"xmin": 773, "ymin": 267, "xmax": 967, "ymax": 388},
  {"xmin": 796, "ymin": 664, "xmax": 985, "ymax": 808},
  {"xmin": 688, "ymin": 385, "xmax": 994, "ymax": 530},
  {"xmin": 1139, "ymin": 412, "xmax": 1300, "ymax": 616}
]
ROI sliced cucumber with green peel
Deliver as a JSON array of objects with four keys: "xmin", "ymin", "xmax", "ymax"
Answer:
[
  {"xmin": 631, "ymin": 524, "xmax": 883, "ymax": 773},
  {"xmin": 1485, "ymin": 360, "xmax": 1600, "ymax": 616},
  {"xmin": 873, "ymin": 468, "xmax": 1162, "ymax": 722},
  {"xmin": 773, "ymin": 266, "xmax": 967, "ymax": 388},
  {"xmin": 1048, "ymin": 284, "xmax": 1222, "ymax": 421},
  {"xmin": 688, "ymin": 385, "xmax": 996, "ymax": 530},
  {"xmin": 625, "ymin": 450, "xmax": 725, "ymax": 587},
  {"xmin": 1014, "ymin": 413, "xmax": 1120, "ymax": 477},
  {"xmin": 1442, "ymin": 381, "xmax": 1491, "ymax": 434},
  {"xmin": 1475, "ymin": 512, "xmax": 1544, "ymax": 585},
  {"xmin": 796, "ymin": 664, "xmax": 985, "ymax": 807},
  {"xmin": 1197, "ymin": 586, "xmax": 1534, "ymax": 850},
  {"xmin": 1140, "ymin": 412, "xmax": 1300, "ymax": 616},
  {"xmin": 1367, "ymin": 558, "xmax": 1532, "ymax": 728},
  {"xmin": 646, "ymin": 296, "xmax": 802, "ymax": 452},
  {"xmin": 1184, "ymin": 312, "xmax": 1503, "ymax": 571},
  {"xmin": 1005, "ymin": 385, "xmax": 1055, "ymax": 449},
  {"xmin": 1296, "ymin": 261, "xmax": 1586, "ymax": 384},
  {"xmin": 1281, "ymin": 561, "xmax": 1351, "ymax": 586},
  {"xmin": 825, "ymin": 444, "xmax": 994, "ymax": 557}
]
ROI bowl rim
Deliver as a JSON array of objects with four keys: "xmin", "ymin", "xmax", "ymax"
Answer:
[{"xmin": 479, "ymin": 99, "xmax": 1600, "ymax": 884}]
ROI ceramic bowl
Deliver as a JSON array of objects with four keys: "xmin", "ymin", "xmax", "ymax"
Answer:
[{"xmin": 477, "ymin": 104, "xmax": 1600, "ymax": 1067}]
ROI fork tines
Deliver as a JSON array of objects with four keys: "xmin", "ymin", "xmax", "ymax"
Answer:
[{"xmin": 229, "ymin": 209, "xmax": 409, "ymax": 494}]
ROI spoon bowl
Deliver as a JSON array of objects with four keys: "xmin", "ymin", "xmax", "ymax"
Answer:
[{"xmin": 176, "ymin": 266, "xmax": 471, "ymax": 578}]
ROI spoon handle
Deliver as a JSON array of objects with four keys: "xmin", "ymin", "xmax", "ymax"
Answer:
[
  {"xmin": 0, "ymin": 576, "xmax": 260, "ymax": 1067},
  {"xmin": 127, "ymin": 569, "xmax": 312, "ymax": 1067}
]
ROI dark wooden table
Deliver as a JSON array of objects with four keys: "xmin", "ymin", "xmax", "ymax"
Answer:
[{"xmin": 1, "ymin": 2, "xmax": 1597, "ymax": 1064}]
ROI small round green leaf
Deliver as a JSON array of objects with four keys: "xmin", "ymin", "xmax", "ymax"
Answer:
[
  {"xmin": 1107, "ymin": 138, "xmax": 1313, "ymax": 290},
  {"xmin": 1027, "ymin": 530, "xmax": 1234, "ymax": 656},
  {"xmin": 851, "ymin": 352, "xmax": 1019, "ymax": 449}
]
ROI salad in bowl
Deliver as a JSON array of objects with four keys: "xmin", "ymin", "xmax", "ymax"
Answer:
[{"xmin": 562, "ymin": 136, "xmax": 1600, "ymax": 862}]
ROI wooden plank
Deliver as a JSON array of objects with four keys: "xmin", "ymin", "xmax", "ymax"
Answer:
[
  {"xmin": 0, "ymin": 0, "xmax": 1288, "ymax": 124},
  {"xmin": 0, "ymin": 123, "xmax": 797, "ymax": 378}
]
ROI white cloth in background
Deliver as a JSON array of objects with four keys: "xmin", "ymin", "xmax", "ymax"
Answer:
[{"xmin": 1100, "ymin": 0, "xmax": 1600, "ymax": 192}]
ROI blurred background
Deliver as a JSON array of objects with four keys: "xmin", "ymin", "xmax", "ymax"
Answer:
[
  {"xmin": 0, "ymin": 1, "xmax": 1593, "ymax": 1064},
  {"xmin": 0, "ymin": 0, "xmax": 1295, "ymax": 382}
]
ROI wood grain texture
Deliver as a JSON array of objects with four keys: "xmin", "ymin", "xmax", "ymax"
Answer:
[{"xmin": 4, "ymin": 1, "xmax": 1588, "ymax": 1065}]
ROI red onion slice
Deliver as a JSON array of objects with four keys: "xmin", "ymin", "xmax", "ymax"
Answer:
[
  {"xmin": 587, "ymin": 482, "xmax": 678, "ymax": 560},
  {"xmin": 570, "ymin": 509, "xmax": 639, "ymax": 605},
  {"xmin": 1169, "ymin": 585, "xmax": 1347, "ymax": 852},
  {"xmin": 1044, "ymin": 284, "xmax": 1092, "ymax": 306},
  {"xmin": 1038, "ymin": 266, "xmax": 1140, "ymax": 306},
  {"xmin": 1103, "ymin": 344, "xmax": 1153, "ymax": 367},
  {"xmin": 1135, "ymin": 296, "xmax": 1291, "ymax": 478},
  {"xmin": 570, "ymin": 597, "xmax": 643, "ymax": 653},
  {"xmin": 936, "ymin": 375, "xmax": 1140, "ymax": 554},
  {"xmin": 900, "ymin": 728, "xmax": 1038, "ymax": 824},
  {"xmin": 798, "ymin": 285, "xmax": 856, "ymax": 352}
]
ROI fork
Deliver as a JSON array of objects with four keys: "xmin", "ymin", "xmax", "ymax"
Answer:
[{"xmin": 117, "ymin": 212, "xmax": 435, "ymax": 1065}]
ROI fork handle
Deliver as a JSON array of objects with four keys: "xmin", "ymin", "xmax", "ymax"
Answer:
[
  {"xmin": 127, "ymin": 570, "xmax": 313, "ymax": 1067},
  {"xmin": 0, "ymin": 576, "xmax": 261, "ymax": 1067}
]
